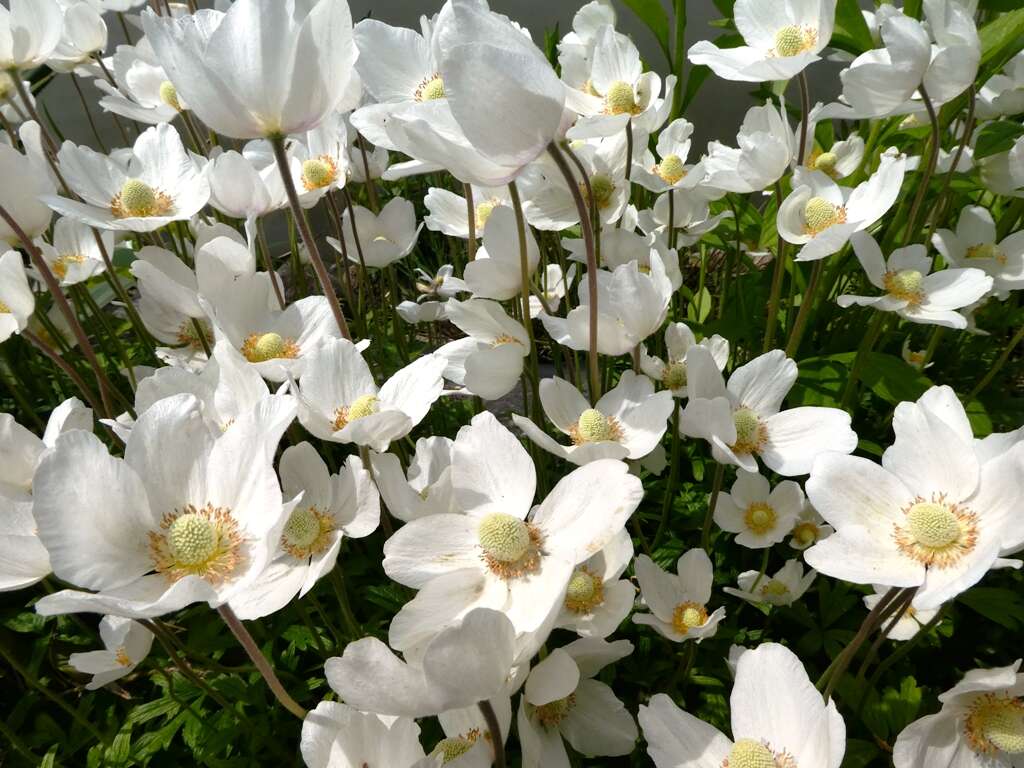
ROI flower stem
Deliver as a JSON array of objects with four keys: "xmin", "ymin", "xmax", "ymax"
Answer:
[
  {"xmin": 796, "ymin": 72, "xmax": 811, "ymax": 166},
  {"xmin": 927, "ymin": 86, "xmax": 975, "ymax": 242},
  {"xmin": 763, "ymin": 181, "xmax": 789, "ymax": 351},
  {"xmin": 700, "ymin": 462, "xmax": 726, "ymax": 553},
  {"xmin": 216, "ymin": 605, "xmax": 307, "ymax": 720},
  {"xmin": 508, "ymin": 181, "xmax": 542, "ymax": 423},
  {"xmin": 478, "ymin": 699, "xmax": 506, "ymax": 768},
  {"xmin": 967, "ymin": 323, "xmax": 1024, "ymax": 401},
  {"xmin": 269, "ymin": 135, "xmax": 352, "ymax": 341},
  {"xmin": 783, "ymin": 259, "xmax": 825, "ymax": 359},
  {"xmin": 903, "ymin": 85, "xmax": 940, "ymax": 246},
  {"xmin": 839, "ymin": 310, "xmax": 886, "ymax": 412},
  {"xmin": 464, "ymin": 183, "xmax": 477, "ymax": 262},
  {"xmin": 654, "ymin": 400, "xmax": 682, "ymax": 550}
]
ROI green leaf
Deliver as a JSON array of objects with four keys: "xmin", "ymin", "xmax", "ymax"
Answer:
[
  {"xmin": 104, "ymin": 725, "xmax": 133, "ymax": 767},
  {"xmin": 959, "ymin": 587, "xmax": 1024, "ymax": 630},
  {"xmin": 974, "ymin": 120, "xmax": 1024, "ymax": 159},
  {"xmin": 687, "ymin": 287, "xmax": 713, "ymax": 324},
  {"xmin": 617, "ymin": 0, "xmax": 672, "ymax": 64},
  {"xmin": 830, "ymin": 0, "xmax": 875, "ymax": 55},
  {"xmin": 859, "ymin": 352, "xmax": 933, "ymax": 405},
  {"xmin": 979, "ymin": 7, "xmax": 1024, "ymax": 78}
]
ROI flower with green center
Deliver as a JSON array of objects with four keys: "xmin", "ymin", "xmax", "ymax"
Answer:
[
  {"xmin": 727, "ymin": 738, "xmax": 781, "ymax": 768},
  {"xmin": 791, "ymin": 522, "xmax": 819, "ymax": 547},
  {"xmin": 417, "ymin": 75, "xmax": 445, "ymax": 102},
  {"xmin": 478, "ymin": 513, "xmax": 530, "ymax": 563},
  {"xmin": 331, "ymin": 394, "xmax": 380, "ymax": 431},
  {"xmin": 604, "ymin": 80, "xmax": 638, "ymax": 115},
  {"xmin": 281, "ymin": 506, "xmax": 334, "ymax": 559},
  {"xmin": 564, "ymin": 566, "xmax": 604, "ymax": 614},
  {"xmin": 803, "ymin": 196, "xmax": 845, "ymax": 235},
  {"xmin": 158, "ymin": 80, "xmax": 181, "ymax": 111},
  {"xmin": 883, "ymin": 269, "xmax": 925, "ymax": 304},
  {"xmin": 657, "ymin": 154, "xmax": 686, "ymax": 185},
  {"xmin": 892, "ymin": 497, "xmax": 979, "ymax": 569},
  {"xmin": 774, "ymin": 25, "xmax": 814, "ymax": 57},
  {"xmin": 149, "ymin": 503, "xmax": 243, "ymax": 584},
  {"xmin": 761, "ymin": 580, "xmax": 790, "ymax": 598},
  {"xmin": 301, "ymin": 156, "xmax": 337, "ymax": 190},
  {"xmin": 241, "ymin": 331, "xmax": 299, "ymax": 363},
  {"xmin": 731, "ymin": 407, "xmax": 767, "ymax": 455},
  {"xmin": 906, "ymin": 502, "xmax": 961, "ymax": 549},
  {"xmin": 965, "ymin": 694, "xmax": 1024, "ymax": 755},
  {"xmin": 572, "ymin": 408, "xmax": 620, "ymax": 444}
]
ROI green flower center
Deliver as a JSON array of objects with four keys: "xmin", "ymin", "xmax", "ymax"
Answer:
[
  {"xmin": 744, "ymin": 502, "xmax": 777, "ymax": 535},
  {"xmin": 671, "ymin": 600, "xmax": 708, "ymax": 634},
  {"xmin": 605, "ymin": 80, "xmax": 637, "ymax": 115},
  {"xmin": 966, "ymin": 242, "xmax": 1007, "ymax": 264},
  {"xmin": 762, "ymin": 580, "xmax": 790, "ymax": 598},
  {"xmin": 662, "ymin": 361, "xmax": 688, "ymax": 391},
  {"xmin": 813, "ymin": 151, "xmax": 838, "ymax": 174},
  {"xmin": 732, "ymin": 407, "xmax": 766, "ymax": 454},
  {"xmin": 119, "ymin": 179, "xmax": 159, "ymax": 217},
  {"xmin": 582, "ymin": 174, "xmax": 615, "ymax": 209},
  {"xmin": 283, "ymin": 507, "xmax": 321, "ymax": 550},
  {"xmin": 417, "ymin": 75, "xmax": 445, "ymax": 102},
  {"xmin": 883, "ymin": 269, "xmax": 924, "ymax": 303},
  {"xmin": 252, "ymin": 332, "xmax": 285, "ymax": 362},
  {"xmin": 434, "ymin": 736, "xmax": 474, "ymax": 762},
  {"xmin": 167, "ymin": 512, "xmax": 217, "ymax": 566},
  {"xmin": 657, "ymin": 154, "xmax": 686, "ymax": 185},
  {"xmin": 158, "ymin": 80, "xmax": 181, "ymax": 111},
  {"xmin": 774, "ymin": 25, "xmax": 812, "ymax": 57},
  {"xmin": 564, "ymin": 566, "xmax": 604, "ymax": 613},
  {"xmin": 574, "ymin": 408, "xmax": 617, "ymax": 443},
  {"xmin": 302, "ymin": 157, "xmax": 336, "ymax": 190},
  {"xmin": 348, "ymin": 394, "xmax": 379, "ymax": 421},
  {"xmin": 478, "ymin": 513, "xmax": 530, "ymax": 563},
  {"xmin": 534, "ymin": 694, "xmax": 576, "ymax": 728},
  {"xmin": 803, "ymin": 196, "xmax": 844, "ymax": 235},
  {"xmin": 905, "ymin": 501, "xmax": 961, "ymax": 549},
  {"xmin": 475, "ymin": 199, "xmax": 498, "ymax": 229},
  {"xmin": 966, "ymin": 694, "xmax": 1024, "ymax": 755},
  {"xmin": 728, "ymin": 738, "xmax": 780, "ymax": 768}
]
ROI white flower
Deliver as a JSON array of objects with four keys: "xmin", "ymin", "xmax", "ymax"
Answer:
[
  {"xmin": 799, "ymin": 115, "xmax": 865, "ymax": 179},
  {"xmin": 397, "ymin": 264, "xmax": 468, "ymax": 324},
  {"xmin": 229, "ymin": 444, "xmax": 378, "ymax": 620},
  {"xmin": 382, "ymin": 411, "xmax": 642, "ymax": 636},
  {"xmin": 979, "ymin": 136, "xmax": 1024, "ymax": 198},
  {"xmin": 894, "ymin": 659, "xmax": 1024, "ymax": 766},
  {"xmin": 933, "ymin": 205, "xmax": 1024, "ymax": 299},
  {"xmin": 37, "ymin": 217, "xmax": 111, "ymax": 287},
  {"xmin": 426, "ymin": 701, "xmax": 511, "ymax": 768},
  {"xmin": 631, "ymin": 119, "xmax": 706, "ymax": 194},
  {"xmin": 517, "ymin": 638, "xmax": 637, "ymax": 765},
  {"xmin": 977, "ymin": 50, "xmax": 1024, "ymax": 119},
  {"xmin": 423, "ymin": 185, "xmax": 510, "ymax": 239},
  {"xmin": 291, "ymin": 111, "xmax": 354, "ymax": 200},
  {"xmin": 436, "ymin": 298, "xmax": 529, "ymax": 401},
  {"xmin": 688, "ymin": 0, "xmax": 836, "ymax": 83},
  {"xmin": 639, "ymin": 643, "xmax": 846, "ymax": 768},
  {"xmin": 68, "ymin": 616, "xmax": 153, "ymax": 690},
  {"xmin": 33, "ymin": 392, "xmax": 297, "ymax": 618},
  {"xmin": 325, "ymin": 607, "xmax": 517, "ymax": 717},
  {"xmin": 0, "ymin": 249, "xmax": 34, "ymax": 342},
  {"xmin": 301, "ymin": 702, "xmax": 426, "ymax": 768},
  {"xmin": 777, "ymin": 148, "xmax": 906, "ymax": 261},
  {"xmin": 204, "ymin": 148, "xmax": 287, "ymax": 231},
  {"xmin": 724, "ymin": 559, "xmax": 816, "ymax": 607},
  {"xmin": 562, "ymin": 217, "xmax": 683, "ymax": 291},
  {"xmin": 714, "ymin": 471, "xmax": 805, "ymax": 549},
  {"xmin": 0, "ymin": 142, "xmax": 56, "ymax": 245},
  {"xmin": 632, "ymin": 550, "xmax": 726, "ymax": 643},
  {"xmin": 143, "ymin": 0, "xmax": 357, "ymax": 139},
  {"xmin": 373, "ymin": 436, "xmax": 455, "ymax": 522},
  {"xmin": 95, "ymin": 40, "xmax": 184, "ymax": 125},
  {"xmin": 0, "ymin": 0, "xmax": 63, "ymax": 71},
  {"xmin": 862, "ymin": 586, "xmax": 939, "ymax": 641},
  {"xmin": 554, "ymin": 529, "xmax": 635, "ymax": 638},
  {"xmin": 703, "ymin": 101, "xmax": 794, "ymax": 193},
  {"xmin": 45, "ymin": 124, "xmax": 210, "ymax": 233},
  {"xmin": 680, "ymin": 347, "xmax": 858, "ymax": 476},
  {"xmin": 557, "ymin": 0, "xmax": 616, "ymax": 91},
  {"xmin": 838, "ymin": 232, "xmax": 994, "ymax": 329},
  {"xmin": 529, "ymin": 263, "xmax": 574, "ymax": 318},
  {"xmin": 48, "ymin": 1, "xmax": 107, "ymax": 73},
  {"xmin": 462, "ymin": 206, "xmax": 539, "ymax": 301},
  {"xmin": 297, "ymin": 338, "xmax": 445, "ymax": 452},
  {"xmin": 512, "ymin": 371, "xmax": 674, "ymax": 466},
  {"xmin": 639, "ymin": 322, "xmax": 729, "ymax": 397},
  {"xmin": 0, "ymin": 493, "xmax": 52, "ymax": 592},
  {"xmin": 788, "ymin": 504, "xmax": 834, "ymax": 550},
  {"xmin": 327, "ymin": 197, "xmax": 421, "ymax": 270},
  {"xmin": 804, "ymin": 386, "xmax": 1024, "ymax": 610}
]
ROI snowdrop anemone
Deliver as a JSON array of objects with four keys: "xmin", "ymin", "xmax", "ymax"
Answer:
[
  {"xmin": 228, "ymin": 443, "xmax": 379, "ymax": 620},
  {"xmin": 724, "ymin": 559, "xmax": 817, "ymax": 607},
  {"xmin": 838, "ymin": 232, "xmax": 994, "ymax": 329},
  {"xmin": 798, "ymin": 110, "xmax": 865, "ymax": 179},
  {"xmin": 37, "ymin": 217, "xmax": 111, "ymax": 287},
  {"xmin": 933, "ymin": 205, "xmax": 1024, "ymax": 299},
  {"xmin": 0, "ymin": 0, "xmax": 63, "ymax": 71},
  {"xmin": 562, "ymin": 218, "xmax": 684, "ymax": 291},
  {"xmin": 0, "ymin": 493, "xmax": 52, "ymax": 592},
  {"xmin": 862, "ymin": 586, "xmax": 939, "ymax": 641},
  {"xmin": 640, "ymin": 643, "xmax": 846, "ymax": 768},
  {"xmin": 804, "ymin": 386, "xmax": 1024, "ymax": 610},
  {"xmin": 511, "ymin": 371, "xmax": 674, "ymax": 466},
  {"xmin": 300, "ymin": 702, "xmax": 426, "ymax": 768},
  {"xmin": 554, "ymin": 529, "xmax": 635, "ymax": 638},
  {"xmin": 94, "ymin": 39, "xmax": 187, "ymax": 125},
  {"xmin": 0, "ymin": 249, "xmax": 34, "ymax": 343},
  {"xmin": 639, "ymin": 321, "xmax": 729, "ymax": 398},
  {"xmin": 204, "ymin": 148, "xmax": 288, "ymax": 240},
  {"xmin": 540, "ymin": 254, "xmax": 672, "ymax": 357},
  {"xmin": 462, "ymin": 206, "xmax": 540, "ymax": 300},
  {"xmin": 529, "ymin": 263, "xmax": 575, "ymax": 318},
  {"xmin": 680, "ymin": 347, "xmax": 858, "ymax": 476},
  {"xmin": 631, "ymin": 118, "xmax": 707, "ymax": 194},
  {"xmin": 142, "ymin": 0, "xmax": 357, "ymax": 140},
  {"xmin": 778, "ymin": 148, "xmax": 906, "ymax": 261},
  {"xmin": 325, "ymin": 607, "xmax": 516, "ymax": 718},
  {"xmin": 68, "ymin": 616, "xmax": 153, "ymax": 690},
  {"xmin": 646, "ymin": 189, "xmax": 734, "ymax": 248},
  {"xmin": 397, "ymin": 265, "xmax": 468, "ymax": 325},
  {"xmin": 372, "ymin": 436, "xmax": 455, "ymax": 522},
  {"xmin": 296, "ymin": 338, "xmax": 445, "ymax": 453},
  {"xmin": 688, "ymin": 0, "xmax": 837, "ymax": 83},
  {"xmin": 424, "ymin": 185, "xmax": 510, "ymax": 239},
  {"xmin": 977, "ymin": 51, "xmax": 1024, "ymax": 119},
  {"xmin": 424, "ymin": 702, "xmax": 513, "ymax": 768},
  {"xmin": 893, "ymin": 659, "xmax": 1024, "ymax": 766},
  {"xmin": 45, "ymin": 124, "xmax": 210, "ymax": 233},
  {"xmin": 557, "ymin": 0, "xmax": 616, "ymax": 91},
  {"xmin": 632, "ymin": 550, "xmax": 726, "ymax": 643},
  {"xmin": 47, "ymin": 1, "xmax": 108, "ymax": 74},
  {"xmin": 291, "ymin": 111, "xmax": 355, "ymax": 201},
  {"xmin": 382, "ymin": 411, "xmax": 643, "ymax": 636},
  {"xmin": 0, "ymin": 143, "xmax": 56, "ymax": 246},
  {"xmin": 703, "ymin": 101, "xmax": 793, "ymax": 194},
  {"xmin": 517, "ymin": 638, "xmax": 638, "ymax": 765},
  {"xmin": 436, "ymin": 298, "xmax": 530, "ymax": 401},
  {"xmin": 327, "ymin": 197, "xmax": 421, "ymax": 270},
  {"xmin": 788, "ymin": 505, "xmax": 833, "ymax": 551},
  {"xmin": 32, "ymin": 392, "xmax": 298, "ymax": 618},
  {"xmin": 713, "ymin": 471, "xmax": 806, "ymax": 549}
]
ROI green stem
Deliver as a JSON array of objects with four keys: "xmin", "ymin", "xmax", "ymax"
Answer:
[
  {"xmin": 478, "ymin": 699, "xmax": 506, "ymax": 768},
  {"xmin": 967, "ymin": 324, "xmax": 1024, "ymax": 400},
  {"xmin": 464, "ymin": 183, "xmax": 477, "ymax": 262},
  {"xmin": 763, "ymin": 181, "xmax": 789, "ymax": 351},
  {"xmin": 902, "ymin": 85, "xmax": 940, "ymax": 246},
  {"xmin": 839, "ymin": 311, "xmax": 886, "ymax": 411},
  {"xmin": 783, "ymin": 260, "xmax": 825, "ymax": 359},
  {"xmin": 654, "ymin": 400, "xmax": 682, "ymax": 550},
  {"xmin": 700, "ymin": 462, "xmax": 726, "ymax": 553}
]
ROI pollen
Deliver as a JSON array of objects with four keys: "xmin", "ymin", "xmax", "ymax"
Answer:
[
  {"xmin": 149, "ymin": 503, "xmax": 243, "ymax": 584},
  {"xmin": 332, "ymin": 394, "xmax": 380, "ymax": 431},
  {"xmin": 723, "ymin": 739, "xmax": 795, "ymax": 768},
  {"xmin": 111, "ymin": 179, "xmax": 173, "ymax": 219},
  {"xmin": 893, "ymin": 496, "xmax": 978, "ymax": 569},
  {"xmin": 241, "ymin": 332, "xmax": 299, "ymax": 363},
  {"xmin": 158, "ymin": 80, "xmax": 181, "ymax": 111},
  {"xmin": 534, "ymin": 694, "xmax": 576, "ymax": 729},
  {"xmin": 281, "ymin": 505, "xmax": 335, "ymax": 559},
  {"xmin": 604, "ymin": 80, "xmax": 639, "ymax": 115},
  {"xmin": 883, "ymin": 269, "xmax": 925, "ymax": 305},
  {"xmin": 301, "ymin": 156, "xmax": 338, "ymax": 191},
  {"xmin": 0, "ymin": 301, "xmax": 10, "ymax": 313},
  {"xmin": 761, "ymin": 580, "xmax": 790, "ymax": 599},
  {"xmin": 656, "ymin": 154, "xmax": 686, "ymax": 185},
  {"xmin": 570, "ymin": 408, "xmax": 622, "ymax": 444},
  {"xmin": 802, "ymin": 196, "xmax": 845, "ymax": 236},
  {"xmin": 114, "ymin": 646, "xmax": 132, "ymax": 667},
  {"xmin": 744, "ymin": 502, "xmax": 778, "ymax": 535},
  {"xmin": 477, "ymin": 513, "xmax": 543, "ymax": 580},
  {"xmin": 966, "ymin": 242, "xmax": 1008, "ymax": 265},
  {"xmin": 671, "ymin": 600, "xmax": 708, "ymax": 635},
  {"xmin": 53, "ymin": 253, "xmax": 86, "ymax": 280},
  {"xmin": 416, "ymin": 74, "xmax": 445, "ymax": 102},
  {"xmin": 564, "ymin": 566, "xmax": 605, "ymax": 614},
  {"xmin": 773, "ymin": 25, "xmax": 816, "ymax": 57},
  {"xmin": 790, "ymin": 522, "xmax": 819, "ymax": 547},
  {"xmin": 434, "ymin": 735, "xmax": 474, "ymax": 762},
  {"xmin": 662, "ymin": 361, "xmax": 688, "ymax": 391},
  {"xmin": 812, "ymin": 150, "xmax": 839, "ymax": 177},
  {"xmin": 731, "ymin": 407, "xmax": 768, "ymax": 456},
  {"xmin": 475, "ymin": 198, "xmax": 499, "ymax": 229},
  {"xmin": 581, "ymin": 174, "xmax": 615, "ymax": 210},
  {"xmin": 964, "ymin": 693, "xmax": 1024, "ymax": 755}
]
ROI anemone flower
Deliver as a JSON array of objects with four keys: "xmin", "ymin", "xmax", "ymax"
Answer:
[
  {"xmin": 68, "ymin": 616, "xmax": 153, "ymax": 690},
  {"xmin": 632, "ymin": 550, "xmax": 726, "ymax": 643}
]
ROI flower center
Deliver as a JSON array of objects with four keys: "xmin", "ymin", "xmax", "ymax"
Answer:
[
  {"xmin": 671, "ymin": 600, "xmax": 708, "ymax": 635},
  {"xmin": 158, "ymin": 80, "xmax": 181, "ymax": 111},
  {"xmin": 657, "ymin": 154, "xmax": 686, "ymax": 185},
  {"xmin": 477, "ymin": 513, "xmax": 543, "ymax": 580},
  {"xmin": 53, "ymin": 253, "xmax": 86, "ymax": 280},
  {"xmin": 725, "ymin": 738, "xmax": 793, "ymax": 768},
  {"xmin": 731, "ymin": 407, "xmax": 767, "ymax": 455},
  {"xmin": 662, "ymin": 361, "xmax": 688, "ymax": 391},
  {"xmin": 564, "ymin": 566, "xmax": 605, "ymax": 614},
  {"xmin": 0, "ymin": 301, "xmax": 9, "ymax": 313},
  {"xmin": 791, "ymin": 522, "xmax": 819, "ymax": 547},
  {"xmin": 241, "ymin": 332, "xmax": 299, "ymax": 363},
  {"xmin": 301, "ymin": 156, "xmax": 337, "ymax": 191},
  {"xmin": 332, "ymin": 394, "xmax": 379, "ymax": 431},
  {"xmin": 177, "ymin": 319, "xmax": 213, "ymax": 352},
  {"xmin": 893, "ymin": 497, "xmax": 978, "ymax": 569},
  {"xmin": 475, "ymin": 198, "xmax": 499, "ymax": 229},
  {"xmin": 966, "ymin": 242, "xmax": 1007, "ymax": 264},
  {"xmin": 112, "ymin": 178, "xmax": 171, "ymax": 219},
  {"xmin": 802, "ymin": 196, "xmax": 846, "ymax": 235},
  {"xmin": 149, "ymin": 504, "xmax": 243, "ymax": 583},
  {"xmin": 281, "ymin": 506, "xmax": 335, "ymax": 559},
  {"xmin": 571, "ymin": 408, "xmax": 622, "ymax": 444},
  {"xmin": 883, "ymin": 269, "xmax": 924, "ymax": 304},
  {"xmin": 812, "ymin": 150, "xmax": 838, "ymax": 176},
  {"xmin": 604, "ymin": 80, "xmax": 638, "ymax": 115},
  {"xmin": 581, "ymin": 174, "xmax": 615, "ymax": 210},
  {"xmin": 761, "ymin": 580, "xmax": 790, "ymax": 598},
  {"xmin": 744, "ymin": 502, "xmax": 777, "ymax": 535},
  {"xmin": 433, "ymin": 733, "xmax": 478, "ymax": 763},
  {"xmin": 773, "ymin": 25, "xmax": 815, "ymax": 57},
  {"xmin": 114, "ymin": 646, "xmax": 132, "ymax": 667},
  {"xmin": 416, "ymin": 74, "xmax": 445, "ymax": 102},
  {"xmin": 534, "ymin": 694, "xmax": 576, "ymax": 729},
  {"xmin": 965, "ymin": 694, "xmax": 1024, "ymax": 755}
]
